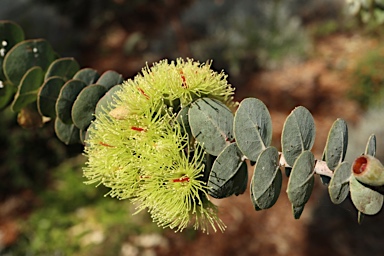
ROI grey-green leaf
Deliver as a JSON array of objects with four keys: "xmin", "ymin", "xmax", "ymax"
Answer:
[
  {"xmin": 96, "ymin": 70, "xmax": 124, "ymax": 90},
  {"xmin": 0, "ymin": 21, "xmax": 25, "ymax": 81},
  {"xmin": 72, "ymin": 84, "xmax": 107, "ymax": 130},
  {"xmin": 94, "ymin": 84, "xmax": 123, "ymax": 116},
  {"xmin": 73, "ymin": 68, "xmax": 100, "ymax": 85},
  {"xmin": 207, "ymin": 143, "xmax": 247, "ymax": 198},
  {"xmin": 189, "ymin": 98, "xmax": 234, "ymax": 156},
  {"xmin": 325, "ymin": 118, "xmax": 348, "ymax": 170},
  {"xmin": 250, "ymin": 146, "xmax": 282, "ymax": 210},
  {"xmin": 328, "ymin": 161, "xmax": 351, "ymax": 204},
  {"xmin": 44, "ymin": 57, "xmax": 80, "ymax": 81},
  {"xmin": 176, "ymin": 105, "xmax": 192, "ymax": 138},
  {"xmin": 287, "ymin": 150, "xmax": 315, "ymax": 219},
  {"xmin": 234, "ymin": 97, "xmax": 272, "ymax": 161},
  {"xmin": 11, "ymin": 66, "xmax": 44, "ymax": 112},
  {"xmin": 37, "ymin": 76, "xmax": 66, "ymax": 118},
  {"xmin": 56, "ymin": 79, "xmax": 87, "ymax": 124},
  {"xmin": 0, "ymin": 81, "xmax": 16, "ymax": 110},
  {"xmin": 350, "ymin": 175, "xmax": 383, "ymax": 215},
  {"xmin": 281, "ymin": 106, "xmax": 316, "ymax": 167},
  {"xmin": 3, "ymin": 39, "xmax": 56, "ymax": 86},
  {"xmin": 365, "ymin": 134, "xmax": 376, "ymax": 157},
  {"xmin": 54, "ymin": 117, "xmax": 80, "ymax": 145}
]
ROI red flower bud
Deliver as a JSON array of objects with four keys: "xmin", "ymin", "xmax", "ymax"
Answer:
[{"xmin": 352, "ymin": 155, "xmax": 384, "ymax": 186}]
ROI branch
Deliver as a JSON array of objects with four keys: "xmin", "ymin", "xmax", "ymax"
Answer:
[{"xmin": 279, "ymin": 152, "xmax": 334, "ymax": 178}]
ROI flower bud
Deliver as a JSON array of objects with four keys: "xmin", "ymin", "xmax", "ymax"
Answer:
[
  {"xmin": 352, "ymin": 155, "xmax": 384, "ymax": 186},
  {"xmin": 109, "ymin": 106, "xmax": 130, "ymax": 120}
]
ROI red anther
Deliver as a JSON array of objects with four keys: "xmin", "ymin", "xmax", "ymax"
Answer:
[
  {"xmin": 131, "ymin": 126, "xmax": 146, "ymax": 132},
  {"xmin": 137, "ymin": 87, "xmax": 149, "ymax": 99},
  {"xmin": 172, "ymin": 176, "xmax": 190, "ymax": 183},
  {"xmin": 180, "ymin": 69, "xmax": 187, "ymax": 88},
  {"xmin": 99, "ymin": 141, "xmax": 115, "ymax": 147}
]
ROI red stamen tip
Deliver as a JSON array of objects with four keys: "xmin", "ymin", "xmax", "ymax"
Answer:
[
  {"xmin": 137, "ymin": 87, "xmax": 149, "ymax": 99},
  {"xmin": 131, "ymin": 126, "xmax": 146, "ymax": 132},
  {"xmin": 180, "ymin": 69, "xmax": 187, "ymax": 88},
  {"xmin": 172, "ymin": 176, "xmax": 190, "ymax": 183},
  {"xmin": 99, "ymin": 142, "xmax": 115, "ymax": 147}
]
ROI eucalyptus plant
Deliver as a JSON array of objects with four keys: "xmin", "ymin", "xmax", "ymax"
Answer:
[{"xmin": 1, "ymin": 20, "xmax": 384, "ymax": 233}]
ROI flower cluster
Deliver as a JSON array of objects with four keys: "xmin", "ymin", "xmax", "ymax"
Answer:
[{"xmin": 84, "ymin": 58, "xmax": 234, "ymax": 233}]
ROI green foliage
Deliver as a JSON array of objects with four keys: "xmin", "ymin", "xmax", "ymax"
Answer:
[
  {"xmin": 347, "ymin": 0, "xmax": 384, "ymax": 24},
  {"xmin": 72, "ymin": 84, "xmax": 107, "ymax": 130},
  {"xmin": 324, "ymin": 118, "xmax": 348, "ymax": 170},
  {"xmin": 3, "ymin": 20, "xmax": 384, "ymax": 234},
  {"xmin": 54, "ymin": 117, "xmax": 81, "ymax": 145},
  {"xmin": 349, "ymin": 47, "xmax": 384, "ymax": 108},
  {"xmin": 37, "ymin": 76, "xmax": 66, "ymax": 118},
  {"xmin": 286, "ymin": 151, "xmax": 315, "ymax": 219},
  {"xmin": 94, "ymin": 84, "xmax": 123, "ymax": 116},
  {"xmin": 250, "ymin": 146, "xmax": 282, "ymax": 210},
  {"xmin": 6, "ymin": 157, "xmax": 159, "ymax": 255},
  {"xmin": 4, "ymin": 39, "xmax": 57, "ymax": 86},
  {"xmin": 189, "ymin": 98, "xmax": 234, "ymax": 156},
  {"xmin": 350, "ymin": 175, "xmax": 383, "ymax": 215},
  {"xmin": 281, "ymin": 106, "xmax": 316, "ymax": 167},
  {"xmin": 45, "ymin": 57, "xmax": 80, "ymax": 81},
  {"xmin": 207, "ymin": 143, "xmax": 248, "ymax": 199},
  {"xmin": 11, "ymin": 66, "xmax": 44, "ymax": 112},
  {"xmin": 328, "ymin": 161, "xmax": 351, "ymax": 204},
  {"xmin": 0, "ymin": 107, "xmax": 83, "ymax": 195},
  {"xmin": 233, "ymin": 98, "xmax": 272, "ymax": 162}
]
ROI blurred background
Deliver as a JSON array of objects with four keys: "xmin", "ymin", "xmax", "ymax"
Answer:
[{"xmin": 2, "ymin": 0, "xmax": 384, "ymax": 255}]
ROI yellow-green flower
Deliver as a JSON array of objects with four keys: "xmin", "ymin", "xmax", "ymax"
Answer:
[{"xmin": 84, "ymin": 58, "xmax": 234, "ymax": 233}]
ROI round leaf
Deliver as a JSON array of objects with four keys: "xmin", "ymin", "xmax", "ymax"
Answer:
[
  {"xmin": 0, "ymin": 81, "xmax": 16, "ymax": 110},
  {"xmin": 189, "ymin": 98, "xmax": 233, "ymax": 156},
  {"xmin": 287, "ymin": 150, "xmax": 315, "ymax": 219},
  {"xmin": 96, "ymin": 70, "xmax": 123, "ymax": 90},
  {"xmin": 94, "ymin": 84, "xmax": 123, "ymax": 116},
  {"xmin": 37, "ymin": 76, "xmax": 66, "ymax": 118},
  {"xmin": 250, "ymin": 146, "xmax": 282, "ymax": 210},
  {"xmin": 73, "ymin": 68, "xmax": 100, "ymax": 85},
  {"xmin": 207, "ymin": 143, "xmax": 247, "ymax": 198},
  {"xmin": 3, "ymin": 39, "xmax": 56, "ymax": 86},
  {"xmin": 72, "ymin": 84, "xmax": 107, "ymax": 130},
  {"xmin": 79, "ymin": 129, "xmax": 87, "ymax": 145},
  {"xmin": 54, "ymin": 117, "xmax": 80, "ymax": 145},
  {"xmin": 176, "ymin": 105, "xmax": 192, "ymax": 138},
  {"xmin": 365, "ymin": 134, "xmax": 376, "ymax": 157},
  {"xmin": 11, "ymin": 66, "xmax": 44, "ymax": 112},
  {"xmin": 350, "ymin": 175, "xmax": 383, "ymax": 215},
  {"xmin": 56, "ymin": 79, "xmax": 87, "ymax": 124},
  {"xmin": 44, "ymin": 57, "xmax": 80, "ymax": 81},
  {"xmin": 324, "ymin": 118, "xmax": 348, "ymax": 170},
  {"xmin": 328, "ymin": 161, "xmax": 351, "ymax": 204},
  {"xmin": 0, "ymin": 21, "xmax": 25, "ymax": 81},
  {"xmin": 234, "ymin": 97, "xmax": 272, "ymax": 161},
  {"xmin": 281, "ymin": 106, "xmax": 315, "ymax": 167}
]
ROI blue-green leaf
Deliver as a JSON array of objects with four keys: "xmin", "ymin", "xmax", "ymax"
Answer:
[
  {"xmin": 234, "ymin": 98, "xmax": 272, "ymax": 161},
  {"xmin": 325, "ymin": 118, "xmax": 348, "ymax": 170},
  {"xmin": 328, "ymin": 161, "xmax": 351, "ymax": 204},
  {"xmin": 287, "ymin": 150, "xmax": 315, "ymax": 219},
  {"xmin": 281, "ymin": 106, "xmax": 315, "ymax": 167},
  {"xmin": 207, "ymin": 143, "xmax": 247, "ymax": 198},
  {"xmin": 189, "ymin": 98, "xmax": 233, "ymax": 156},
  {"xmin": 250, "ymin": 146, "xmax": 282, "ymax": 210}
]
